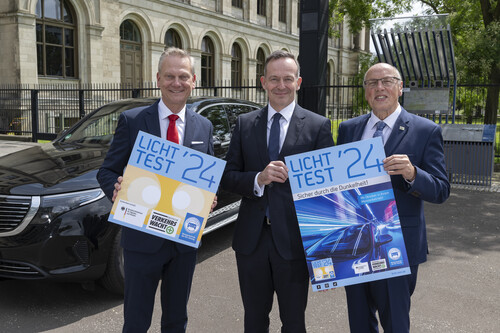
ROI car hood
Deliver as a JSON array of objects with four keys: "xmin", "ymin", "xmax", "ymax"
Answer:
[{"xmin": 0, "ymin": 142, "xmax": 107, "ymax": 196}]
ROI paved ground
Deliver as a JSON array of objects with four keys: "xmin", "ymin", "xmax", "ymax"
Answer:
[{"xmin": 1, "ymin": 139, "xmax": 499, "ymax": 332}]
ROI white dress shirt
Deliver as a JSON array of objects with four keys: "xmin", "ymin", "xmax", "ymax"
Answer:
[
  {"xmin": 253, "ymin": 101, "xmax": 296, "ymax": 196},
  {"xmin": 158, "ymin": 98, "xmax": 186, "ymax": 145},
  {"xmin": 361, "ymin": 105, "xmax": 414, "ymax": 184},
  {"xmin": 361, "ymin": 105, "xmax": 402, "ymax": 145}
]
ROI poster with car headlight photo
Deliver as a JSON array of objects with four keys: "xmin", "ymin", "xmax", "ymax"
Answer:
[
  {"xmin": 108, "ymin": 130, "xmax": 225, "ymax": 248},
  {"xmin": 285, "ymin": 137, "xmax": 411, "ymax": 292}
]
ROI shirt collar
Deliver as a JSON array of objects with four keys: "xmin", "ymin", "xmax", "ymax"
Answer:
[
  {"xmin": 158, "ymin": 98, "xmax": 186, "ymax": 122},
  {"xmin": 267, "ymin": 101, "xmax": 295, "ymax": 123},
  {"xmin": 368, "ymin": 105, "xmax": 401, "ymax": 130}
]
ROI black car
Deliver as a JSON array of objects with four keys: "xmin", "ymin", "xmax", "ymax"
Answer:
[{"xmin": 0, "ymin": 97, "xmax": 261, "ymax": 294}]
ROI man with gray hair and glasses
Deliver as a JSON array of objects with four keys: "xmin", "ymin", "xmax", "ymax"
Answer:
[{"xmin": 337, "ymin": 62, "xmax": 450, "ymax": 332}]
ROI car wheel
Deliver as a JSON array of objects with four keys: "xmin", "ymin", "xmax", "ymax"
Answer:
[{"xmin": 100, "ymin": 228, "xmax": 125, "ymax": 295}]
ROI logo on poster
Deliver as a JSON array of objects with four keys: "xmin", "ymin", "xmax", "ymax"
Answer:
[
  {"xmin": 370, "ymin": 259, "xmax": 388, "ymax": 271},
  {"xmin": 184, "ymin": 217, "xmax": 201, "ymax": 233},
  {"xmin": 388, "ymin": 247, "xmax": 401, "ymax": 260},
  {"xmin": 147, "ymin": 210, "xmax": 180, "ymax": 235},
  {"xmin": 388, "ymin": 247, "xmax": 404, "ymax": 267}
]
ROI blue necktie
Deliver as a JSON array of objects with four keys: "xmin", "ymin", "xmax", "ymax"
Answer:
[
  {"xmin": 373, "ymin": 121, "xmax": 386, "ymax": 141},
  {"xmin": 268, "ymin": 113, "xmax": 282, "ymax": 161}
]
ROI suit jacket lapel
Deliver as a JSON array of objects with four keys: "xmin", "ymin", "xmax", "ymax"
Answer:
[
  {"xmin": 384, "ymin": 108, "xmax": 410, "ymax": 156},
  {"xmin": 255, "ymin": 107, "xmax": 270, "ymax": 165},
  {"xmin": 145, "ymin": 100, "xmax": 162, "ymax": 138},
  {"xmin": 183, "ymin": 108, "xmax": 196, "ymax": 147},
  {"xmin": 353, "ymin": 114, "xmax": 370, "ymax": 142},
  {"xmin": 280, "ymin": 105, "xmax": 305, "ymax": 158}
]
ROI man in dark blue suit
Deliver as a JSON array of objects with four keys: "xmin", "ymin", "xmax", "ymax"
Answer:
[
  {"xmin": 97, "ymin": 48, "xmax": 214, "ymax": 333},
  {"xmin": 221, "ymin": 50, "xmax": 334, "ymax": 332},
  {"xmin": 337, "ymin": 63, "xmax": 450, "ymax": 332}
]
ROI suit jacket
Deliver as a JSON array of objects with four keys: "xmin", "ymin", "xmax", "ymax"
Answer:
[
  {"xmin": 97, "ymin": 99, "xmax": 214, "ymax": 254},
  {"xmin": 221, "ymin": 105, "xmax": 334, "ymax": 260},
  {"xmin": 337, "ymin": 107, "xmax": 450, "ymax": 265}
]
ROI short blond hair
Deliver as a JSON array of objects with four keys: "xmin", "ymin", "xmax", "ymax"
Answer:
[{"xmin": 158, "ymin": 47, "xmax": 195, "ymax": 74}]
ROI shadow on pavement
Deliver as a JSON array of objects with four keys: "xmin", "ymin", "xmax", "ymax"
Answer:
[
  {"xmin": 197, "ymin": 223, "xmax": 235, "ymax": 264},
  {"xmin": 425, "ymin": 189, "xmax": 500, "ymax": 256},
  {"xmin": 0, "ymin": 279, "xmax": 123, "ymax": 333}
]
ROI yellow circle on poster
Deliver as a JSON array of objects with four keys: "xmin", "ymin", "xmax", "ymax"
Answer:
[{"xmin": 172, "ymin": 184, "xmax": 205, "ymax": 216}]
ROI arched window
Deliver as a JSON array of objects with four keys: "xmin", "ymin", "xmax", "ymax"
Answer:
[
  {"xmin": 164, "ymin": 29, "xmax": 182, "ymax": 49},
  {"xmin": 297, "ymin": 0, "xmax": 300, "ymax": 27},
  {"xmin": 256, "ymin": 48, "xmax": 265, "ymax": 85},
  {"xmin": 326, "ymin": 64, "xmax": 331, "ymax": 98},
  {"xmin": 36, "ymin": 0, "xmax": 77, "ymax": 78},
  {"xmin": 201, "ymin": 37, "xmax": 214, "ymax": 87},
  {"xmin": 326, "ymin": 65, "xmax": 331, "ymax": 85},
  {"xmin": 279, "ymin": 0, "xmax": 287, "ymax": 23},
  {"xmin": 120, "ymin": 20, "xmax": 142, "ymax": 86},
  {"xmin": 120, "ymin": 20, "xmax": 141, "ymax": 43},
  {"xmin": 231, "ymin": 44, "xmax": 242, "ymax": 87},
  {"xmin": 257, "ymin": 0, "xmax": 267, "ymax": 16}
]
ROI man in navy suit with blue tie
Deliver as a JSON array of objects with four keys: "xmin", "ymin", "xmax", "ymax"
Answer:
[
  {"xmin": 337, "ymin": 63, "xmax": 450, "ymax": 332},
  {"xmin": 221, "ymin": 50, "xmax": 334, "ymax": 332},
  {"xmin": 97, "ymin": 48, "xmax": 214, "ymax": 333}
]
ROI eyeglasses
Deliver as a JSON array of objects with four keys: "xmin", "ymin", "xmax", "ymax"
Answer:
[{"xmin": 363, "ymin": 77, "xmax": 401, "ymax": 88}]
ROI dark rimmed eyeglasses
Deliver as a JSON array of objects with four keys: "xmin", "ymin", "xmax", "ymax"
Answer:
[{"xmin": 363, "ymin": 77, "xmax": 401, "ymax": 88}]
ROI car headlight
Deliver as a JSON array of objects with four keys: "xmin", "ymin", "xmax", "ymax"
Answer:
[{"xmin": 35, "ymin": 189, "xmax": 106, "ymax": 224}]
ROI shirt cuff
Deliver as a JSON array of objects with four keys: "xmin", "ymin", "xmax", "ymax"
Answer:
[
  {"xmin": 404, "ymin": 168, "xmax": 417, "ymax": 186},
  {"xmin": 254, "ymin": 172, "xmax": 265, "ymax": 197}
]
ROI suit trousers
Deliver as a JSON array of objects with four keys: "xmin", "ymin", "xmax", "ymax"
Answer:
[
  {"xmin": 122, "ymin": 240, "xmax": 197, "ymax": 333},
  {"xmin": 345, "ymin": 265, "xmax": 419, "ymax": 333},
  {"xmin": 235, "ymin": 223, "xmax": 309, "ymax": 333}
]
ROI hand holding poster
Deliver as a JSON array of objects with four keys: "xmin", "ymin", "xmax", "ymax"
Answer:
[
  {"xmin": 285, "ymin": 137, "xmax": 410, "ymax": 292},
  {"xmin": 108, "ymin": 130, "xmax": 225, "ymax": 248}
]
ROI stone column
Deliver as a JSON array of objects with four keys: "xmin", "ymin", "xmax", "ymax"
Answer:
[{"xmin": 86, "ymin": 24, "xmax": 105, "ymax": 84}]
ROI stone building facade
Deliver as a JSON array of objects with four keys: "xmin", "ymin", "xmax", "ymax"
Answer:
[{"xmin": 1, "ymin": 0, "xmax": 370, "ymax": 87}]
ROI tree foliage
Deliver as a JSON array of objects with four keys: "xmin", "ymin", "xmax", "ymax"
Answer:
[{"xmin": 330, "ymin": 0, "xmax": 500, "ymax": 124}]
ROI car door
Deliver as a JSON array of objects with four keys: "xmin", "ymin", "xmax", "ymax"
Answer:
[
  {"xmin": 198, "ymin": 104, "xmax": 236, "ymax": 208},
  {"xmin": 198, "ymin": 104, "xmax": 231, "ymax": 159},
  {"xmin": 225, "ymin": 103, "xmax": 260, "ymax": 133}
]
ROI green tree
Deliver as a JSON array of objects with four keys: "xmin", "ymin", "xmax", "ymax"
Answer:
[{"xmin": 330, "ymin": 0, "xmax": 500, "ymax": 124}]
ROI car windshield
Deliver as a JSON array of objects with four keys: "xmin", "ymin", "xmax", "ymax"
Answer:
[
  {"xmin": 57, "ymin": 99, "xmax": 159, "ymax": 145},
  {"xmin": 307, "ymin": 224, "xmax": 371, "ymax": 259}
]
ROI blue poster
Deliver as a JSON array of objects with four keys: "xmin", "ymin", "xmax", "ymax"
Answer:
[{"xmin": 285, "ymin": 138, "xmax": 411, "ymax": 292}]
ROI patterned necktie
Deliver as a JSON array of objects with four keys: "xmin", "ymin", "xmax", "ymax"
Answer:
[
  {"xmin": 167, "ymin": 114, "xmax": 179, "ymax": 144},
  {"xmin": 268, "ymin": 113, "xmax": 282, "ymax": 161},
  {"xmin": 373, "ymin": 121, "xmax": 386, "ymax": 140}
]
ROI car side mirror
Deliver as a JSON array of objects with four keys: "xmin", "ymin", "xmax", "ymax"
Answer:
[{"xmin": 375, "ymin": 234, "xmax": 393, "ymax": 247}]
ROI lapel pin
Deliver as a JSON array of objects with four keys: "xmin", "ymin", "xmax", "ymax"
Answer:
[{"xmin": 399, "ymin": 126, "xmax": 405, "ymax": 131}]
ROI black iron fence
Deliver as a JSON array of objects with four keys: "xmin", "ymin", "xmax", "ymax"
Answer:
[{"xmin": 0, "ymin": 81, "xmax": 498, "ymax": 157}]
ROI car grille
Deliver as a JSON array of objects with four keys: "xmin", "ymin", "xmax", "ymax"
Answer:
[
  {"xmin": 73, "ymin": 240, "xmax": 90, "ymax": 265},
  {"xmin": 0, "ymin": 195, "xmax": 36, "ymax": 235},
  {"xmin": 0, "ymin": 260, "xmax": 44, "ymax": 278}
]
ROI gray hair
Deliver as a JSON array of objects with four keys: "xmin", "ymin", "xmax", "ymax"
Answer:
[
  {"xmin": 263, "ymin": 50, "xmax": 301, "ymax": 78},
  {"xmin": 158, "ymin": 47, "xmax": 195, "ymax": 74},
  {"xmin": 364, "ymin": 63, "xmax": 402, "ymax": 82}
]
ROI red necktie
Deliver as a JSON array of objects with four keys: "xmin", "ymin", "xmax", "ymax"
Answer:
[{"xmin": 167, "ymin": 114, "xmax": 179, "ymax": 144}]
